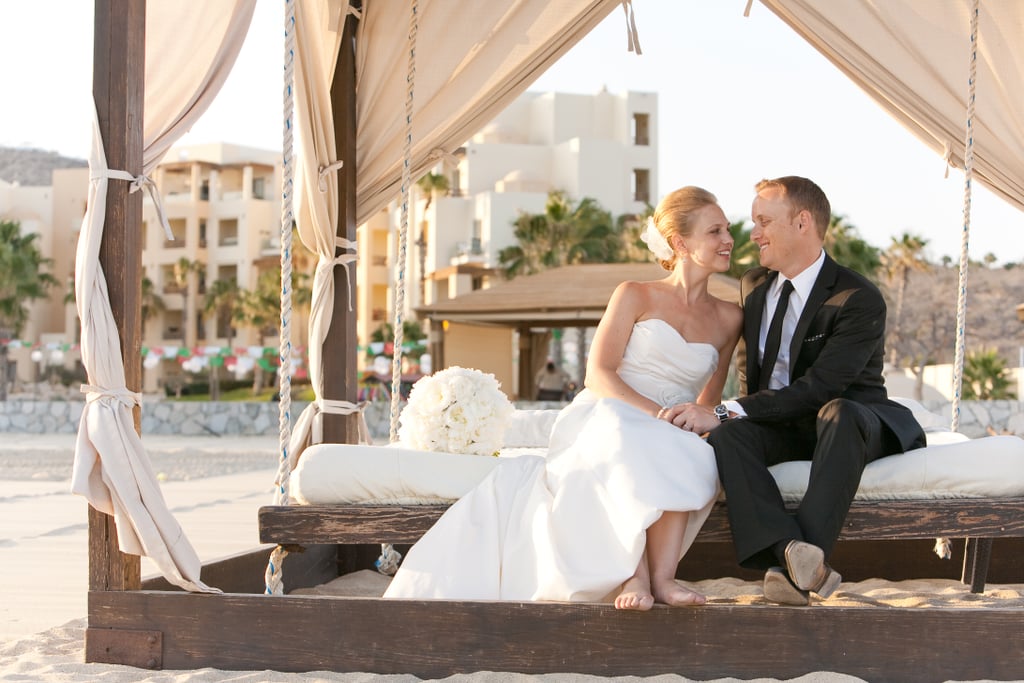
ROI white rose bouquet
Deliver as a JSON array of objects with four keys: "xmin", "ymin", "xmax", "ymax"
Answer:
[{"xmin": 398, "ymin": 366, "xmax": 514, "ymax": 456}]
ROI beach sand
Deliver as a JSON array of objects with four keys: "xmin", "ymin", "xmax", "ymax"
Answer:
[{"xmin": 2, "ymin": 433, "xmax": 1021, "ymax": 682}]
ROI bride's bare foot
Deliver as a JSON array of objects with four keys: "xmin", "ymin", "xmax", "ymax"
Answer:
[
  {"xmin": 615, "ymin": 576, "xmax": 655, "ymax": 611},
  {"xmin": 653, "ymin": 578, "xmax": 706, "ymax": 606}
]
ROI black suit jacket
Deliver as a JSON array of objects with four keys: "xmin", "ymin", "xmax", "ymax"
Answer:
[{"xmin": 735, "ymin": 255, "xmax": 925, "ymax": 453}]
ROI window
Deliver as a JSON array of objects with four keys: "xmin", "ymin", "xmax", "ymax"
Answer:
[
  {"xmin": 252, "ymin": 177, "xmax": 266, "ymax": 200},
  {"xmin": 219, "ymin": 218, "xmax": 239, "ymax": 246},
  {"xmin": 165, "ymin": 218, "xmax": 187, "ymax": 248},
  {"xmin": 632, "ymin": 169, "xmax": 651, "ymax": 203},
  {"xmin": 632, "ymin": 113, "xmax": 650, "ymax": 146}
]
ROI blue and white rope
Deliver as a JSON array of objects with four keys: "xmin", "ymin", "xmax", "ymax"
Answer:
[
  {"xmin": 375, "ymin": 0, "xmax": 420, "ymax": 577},
  {"xmin": 389, "ymin": 0, "xmax": 419, "ymax": 445},
  {"xmin": 265, "ymin": 0, "xmax": 296, "ymax": 596},
  {"xmin": 950, "ymin": 0, "xmax": 979, "ymax": 434},
  {"xmin": 934, "ymin": 0, "xmax": 979, "ymax": 563}
]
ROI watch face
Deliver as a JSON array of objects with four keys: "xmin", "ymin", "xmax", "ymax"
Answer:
[{"xmin": 714, "ymin": 404, "xmax": 728, "ymax": 420}]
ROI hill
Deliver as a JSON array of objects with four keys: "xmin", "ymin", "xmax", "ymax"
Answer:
[
  {"xmin": 0, "ymin": 147, "xmax": 87, "ymax": 186},
  {"xmin": 891, "ymin": 263, "xmax": 1024, "ymax": 367}
]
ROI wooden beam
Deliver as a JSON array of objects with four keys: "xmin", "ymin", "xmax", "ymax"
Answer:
[
  {"xmin": 321, "ymin": 2, "xmax": 361, "ymax": 443},
  {"xmin": 259, "ymin": 498, "xmax": 1024, "ymax": 545},
  {"xmin": 90, "ymin": 0, "xmax": 145, "ymax": 592},
  {"xmin": 88, "ymin": 590, "xmax": 1024, "ymax": 681}
]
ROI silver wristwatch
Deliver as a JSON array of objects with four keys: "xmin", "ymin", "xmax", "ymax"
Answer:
[{"xmin": 714, "ymin": 404, "xmax": 730, "ymax": 422}]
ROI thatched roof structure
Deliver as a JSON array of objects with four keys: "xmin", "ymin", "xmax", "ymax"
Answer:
[{"xmin": 416, "ymin": 263, "xmax": 740, "ymax": 327}]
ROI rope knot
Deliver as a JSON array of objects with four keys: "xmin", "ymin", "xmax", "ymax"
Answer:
[
  {"xmin": 81, "ymin": 383, "xmax": 142, "ymax": 409},
  {"xmin": 317, "ymin": 160, "xmax": 345, "ymax": 192},
  {"xmin": 93, "ymin": 168, "xmax": 173, "ymax": 240},
  {"xmin": 426, "ymin": 148, "xmax": 460, "ymax": 167}
]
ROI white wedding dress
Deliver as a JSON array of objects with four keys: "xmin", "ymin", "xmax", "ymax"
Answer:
[{"xmin": 383, "ymin": 319, "xmax": 721, "ymax": 602}]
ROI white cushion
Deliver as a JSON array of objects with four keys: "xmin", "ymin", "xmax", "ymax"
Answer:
[
  {"xmin": 770, "ymin": 434, "xmax": 1024, "ymax": 502},
  {"xmin": 290, "ymin": 406, "xmax": 1024, "ymax": 505},
  {"xmin": 291, "ymin": 443, "xmax": 505, "ymax": 505}
]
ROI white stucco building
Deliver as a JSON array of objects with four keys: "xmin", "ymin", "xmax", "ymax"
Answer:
[{"xmin": 357, "ymin": 88, "xmax": 659, "ymax": 349}]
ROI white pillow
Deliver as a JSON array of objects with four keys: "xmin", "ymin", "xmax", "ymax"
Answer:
[
  {"xmin": 769, "ymin": 434, "xmax": 1024, "ymax": 501},
  {"xmin": 890, "ymin": 396, "xmax": 952, "ymax": 432}
]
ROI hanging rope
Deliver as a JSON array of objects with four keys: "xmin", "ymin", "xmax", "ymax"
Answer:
[
  {"xmin": 950, "ymin": 0, "xmax": 979, "ymax": 434},
  {"xmin": 934, "ymin": 0, "xmax": 979, "ymax": 563},
  {"xmin": 265, "ymin": 0, "xmax": 296, "ymax": 597},
  {"xmin": 372, "ymin": 0, "xmax": 420, "ymax": 577},
  {"xmin": 389, "ymin": 0, "xmax": 418, "ymax": 443}
]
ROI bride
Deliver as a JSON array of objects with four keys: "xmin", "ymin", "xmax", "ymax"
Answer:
[{"xmin": 384, "ymin": 186, "xmax": 741, "ymax": 610}]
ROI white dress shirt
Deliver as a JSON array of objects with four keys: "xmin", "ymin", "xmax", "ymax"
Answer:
[{"xmin": 725, "ymin": 250, "xmax": 826, "ymax": 416}]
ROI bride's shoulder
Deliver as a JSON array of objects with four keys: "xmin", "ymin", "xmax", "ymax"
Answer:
[{"xmin": 611, "ymin": 279, "xmax": 662, "ymax": 304}]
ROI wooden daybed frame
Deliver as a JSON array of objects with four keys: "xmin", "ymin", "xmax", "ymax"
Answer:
[
  {"xmin": 85, "ymin": 3, "xmax": 1024, "ymax": 681},
  {"xmin": 257, "ymin": 497, "xmax": 1024, "ymax": 593}
]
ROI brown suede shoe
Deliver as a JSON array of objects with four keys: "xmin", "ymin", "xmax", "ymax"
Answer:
[
  {"xmin": 763, "ymin": 567, "xmax": 809, "ymax": 606},
  {"xmin": 784, "ymin": 540, "xmax": 842, "ymax": 598}
]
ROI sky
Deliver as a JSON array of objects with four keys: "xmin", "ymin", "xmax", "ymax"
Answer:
[{"xmin": 3, "ymin": 1, "xmax": 1021, "ymax": 265}]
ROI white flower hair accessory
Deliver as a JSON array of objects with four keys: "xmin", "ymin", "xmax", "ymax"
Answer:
[
  {"xmin": 640, "ymin": 216, "xmax": 673, "ymax": 261},
  {"xmin": 398, "ymin": 366, "xmax": 515, "ymax": 456}
]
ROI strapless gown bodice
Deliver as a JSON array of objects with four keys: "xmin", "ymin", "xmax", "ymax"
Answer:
[
  {"xmin": 384, "ymin": 319, "xmax": 722, "ymax": 602},
  {"xmin": 617, "ymin": 318, "xmax": 718, "ymax": 406}
]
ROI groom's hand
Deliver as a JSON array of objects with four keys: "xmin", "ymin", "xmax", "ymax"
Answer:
[{"xmin": 664, "ymin": 404, "xmax": 720, "ymax": 435}]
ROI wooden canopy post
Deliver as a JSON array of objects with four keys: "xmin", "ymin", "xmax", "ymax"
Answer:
[
  {"xmin": 321, "ymin": 2, "xmax": 361, "ymax": 444},
  {"xmin": 517, "ymin": 325, "xmax": 533, "ymax": 401},
  {"xmin": 89, "ymin": 0, "xmax": 145, "ymax": 592}
]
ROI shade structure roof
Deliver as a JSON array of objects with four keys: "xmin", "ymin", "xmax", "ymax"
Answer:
[{"xmin": 416, "ymin": 263, "xmax": 740, "ymax": 327}]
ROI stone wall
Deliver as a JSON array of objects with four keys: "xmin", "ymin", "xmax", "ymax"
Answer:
[{"xmin": 2, "ymin": 398, "xmax": 1023, "ymax": 441}]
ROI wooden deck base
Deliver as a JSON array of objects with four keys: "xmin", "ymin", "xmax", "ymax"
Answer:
[{"xmin": 88, "ymin": 589, "xmax": 1024, "ymax": 681}]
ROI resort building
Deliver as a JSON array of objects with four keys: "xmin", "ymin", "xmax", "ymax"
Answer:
[
  {"xmin": 5, "ymin": 88, "xmax": 657, "ymax": 398},
  {"xmin": 138, "ymin": 143, "xmax": 287, "ymax": 393},
  {"xmin": 358, "ymin": 88, "xmax": 659, "ymax": 395}
]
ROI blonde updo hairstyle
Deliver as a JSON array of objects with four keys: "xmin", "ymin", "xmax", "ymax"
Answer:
[{"xmin": 650, "ymin": 186, "xmax": 719, "ymax": 271}]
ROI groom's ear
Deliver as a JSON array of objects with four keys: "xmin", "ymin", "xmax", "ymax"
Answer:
[{"xmin": 795, "ymin": 209, "xmax": 814, "ymax": 233}]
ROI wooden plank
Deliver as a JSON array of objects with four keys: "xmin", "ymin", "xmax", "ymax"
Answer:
[
  {"xmin": 88, "ymin": 590, "xmax": 1024, "ymax": 681},
  {"xmin": 86, "ymin": 627, "xmax": 162, "ymax": 670},
  {"xmin": 90, "ymin": 0, "xmax": 145, "ymax": 593},
  {"xmin": 141, "ymin": 545, "xmax": 339, "ymax": 594},
  {"xmin": 259, "ymin": 498, "xmax": 1024, "ymax": 545}
]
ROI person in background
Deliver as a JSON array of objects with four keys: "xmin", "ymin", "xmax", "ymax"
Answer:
[{"xmin": 535, "ymin": 360, "xmax": 570, "ymax": 401}]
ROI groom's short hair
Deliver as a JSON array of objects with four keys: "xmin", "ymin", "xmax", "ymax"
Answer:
[{"xmin": 756, "ymin": 176, "xmax": 831, "ymax": 240}]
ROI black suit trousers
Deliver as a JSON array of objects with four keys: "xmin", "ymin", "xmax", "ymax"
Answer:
[{"xmin": 708, "ymin": 398, "xmax": 894, "ymax": 569}]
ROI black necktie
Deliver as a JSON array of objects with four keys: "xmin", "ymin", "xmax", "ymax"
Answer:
[{"xmin": 760, "ymin": 280, "xmax": 794, "ymax": 390}]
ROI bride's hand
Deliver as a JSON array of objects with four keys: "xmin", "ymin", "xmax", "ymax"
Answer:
[{"xmin": 670, "ymin": 404, "xmax": 718, "ymax": 434}]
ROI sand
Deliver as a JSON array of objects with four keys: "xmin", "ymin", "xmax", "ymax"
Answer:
[{"xmin": 1, "ymin": 432, "xmax": 1021, "ymax": 682}]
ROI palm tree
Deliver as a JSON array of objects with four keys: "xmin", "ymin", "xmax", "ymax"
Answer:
[
  {"xmin": 203, "ymin": 279, "xmax": 244, "ymax": 400},
  {"xmin": 498, "ymin": 191, "xmax": 619, "ymax": 278},
  {"xmin": 880, "ymin": 233, "xmax": 930, "ymax": 365},
  {"xmin": 498, "ymin": 191, "xmax": 620, "ymax": 370},
  {"xmin": 825, "ymin": 214, "xmax": 882, "ymax": 280},
  {"xmin": 140, "ymin": 276, "xmax": 166, "ymax": 338},
  {"xmin": 0, "ymin": 220, "xmax": 59, "ymax": 400},
  {"xmin": 725, "ymin": 220, "xmax": 759, "ymax": 279},
  {"xmin": 415, "ymin": 172, "xmax": 450, "ymax": 305},
  {"xmin": 239, "ymin": 268, "xmax": 313, "ymax": 394},
  {"xmin": 170, "ymin": 257, "xmax": 205, "ymax": 350},
  {"xmin": 963, "ymin": 348, "xmax": 1016, "ymax": 400}
]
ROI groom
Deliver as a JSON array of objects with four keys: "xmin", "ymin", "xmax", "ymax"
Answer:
[{"xmin": 671, "ymin": 176, "xmax": 925, "ymax": 605}]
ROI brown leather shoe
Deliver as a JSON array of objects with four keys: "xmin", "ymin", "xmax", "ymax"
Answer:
[
  {"xmin": 784, "ymin": 541, "xmax": 842, "ymax": 598},
  {"xmin": 763, "ymin": 567, "xmax": 809, "ymax": 606}
]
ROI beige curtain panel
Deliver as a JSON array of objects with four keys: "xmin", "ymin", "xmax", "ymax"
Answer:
[
  {"xmin": 762, "ymin": 0, "xmax": 1024, "ymax": 211},
  {"xmin": 72, "ymin": 1, "xmax": 256, "ymax": 593}
]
